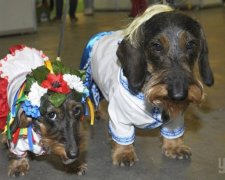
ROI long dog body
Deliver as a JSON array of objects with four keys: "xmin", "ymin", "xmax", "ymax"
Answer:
[
  {"xmin": 81, "ymin": 5, "xmax": 214, "ymax": 166},
  {"xmin": 0, "ymin": 45, "xmax": 88, "ymax": 176}
]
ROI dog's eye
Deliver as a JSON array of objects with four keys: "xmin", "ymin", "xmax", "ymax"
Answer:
[
  {"xmin": 73, "ymin": 106, "xmax": 81, "ymax": 116},
  {"xmin": 48, "ymin": 112, "xmax": 57, "ymax": 120},
  {"xmin": 186, "ymin": 41, "xmax": 197, "ymax": 50},
  {"xmin": 151, "ymin": 43, "xmax": 163, "ymax": 51}
]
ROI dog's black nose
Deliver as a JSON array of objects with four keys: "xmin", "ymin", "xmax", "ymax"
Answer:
[
  {"xmin": 168, "ymin": 79, "xmax": 188, "ymax": 101},
  {"xmin": 67, "ymin": 150, "xmax": 79, "ymax": 159},
  {"xmin": 171, "ymin": 91, "xmax": 187, "ymax": 101}
]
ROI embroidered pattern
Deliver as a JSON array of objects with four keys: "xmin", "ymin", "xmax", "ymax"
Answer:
[
  {"xmin": 109, "ymin": 123, "xmax": 135, "ymax": 145},
  {"xmin": 119, "ymin": 69, "xmax": 145, "ymax": 100},
  {"xmin": 161, "ymin": 127, "xmax": 184, "ymax": 138},
  {"xmin": 80, "ymin": 31, "xmax": 113, "ymax": 107}
]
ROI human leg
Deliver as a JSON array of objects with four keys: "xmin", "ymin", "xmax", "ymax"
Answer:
[
  {"xmin": 69, "ymin": 0, "xmax": 78, "ymax": 20},
  {"xmin": 55, "ymin": 0, "xmax": 63, "ymax": 19}
]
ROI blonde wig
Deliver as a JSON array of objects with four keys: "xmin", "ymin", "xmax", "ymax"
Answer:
[{"xmin": 123, "ymin": 4, "xmax": 174, "ymax": 48}]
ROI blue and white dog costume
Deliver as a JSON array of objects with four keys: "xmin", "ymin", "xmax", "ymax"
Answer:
[{"xmin": 80, "ymin": 31, "xmax": 184, "ymax": 145}]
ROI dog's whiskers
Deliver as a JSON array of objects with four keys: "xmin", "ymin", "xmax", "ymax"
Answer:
[
  {"xmin": 144, "ymin": 77, "xmax": 204, "ymax": 119},
  {"xmin": 42, "ymin": 137, "xmax": 67, "ymax": 157}
]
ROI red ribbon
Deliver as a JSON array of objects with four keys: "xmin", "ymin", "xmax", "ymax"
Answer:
[{"xmin": 12, "ymin": 128, "xmax": 20, "ymax": 144}]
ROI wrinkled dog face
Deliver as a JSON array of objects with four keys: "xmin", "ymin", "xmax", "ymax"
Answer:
[
  {"xmin": 39, "ymin": 92, "xmax": 84, "ymax": 164},
  {"xmin": 117, "ymin": 12, "xmax": 214, "ymax": 117}
]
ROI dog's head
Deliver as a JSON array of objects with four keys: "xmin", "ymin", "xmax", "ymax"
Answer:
[
  {"xmin": 11, "ymin": 92, "xmax": 84, "ymax": 165},
  {"xmin": 117, "ymin": 5, "xmax": 214, "ymax": 117},
  {"xmin": 38, "ymin": 92, "xmax": 84, "ymax": 164}
]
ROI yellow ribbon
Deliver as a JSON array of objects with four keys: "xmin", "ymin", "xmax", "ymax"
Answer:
[
  {"xmin": 44, "ymin": 60, "xmax": 54, "ymax": 73},
  {"xmin": 20, "ymin": 128, "xmax": 28, "ymax": 136},
  {"xmin": 86, "ymin": 97, "xmax": 95, "ymax": 125}
]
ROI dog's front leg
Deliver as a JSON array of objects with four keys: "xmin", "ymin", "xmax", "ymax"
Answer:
[
  {"xmin": 8, "ymin": 157, "xmax": 30, "ymax": 177},
  {"xmin": 162, "ymin": 136, "xmax": 192, "ymax": 159},
  {"xmin": 75, "ymin": 162, "xmax": 88, "ymax": 175},
  {"xmin": 64, "ymin": 161, "xmax": 87, "ymax": 175},
  {"xmin": 112, "ymin": 142, "xmax": 138, "ymax": 167}
]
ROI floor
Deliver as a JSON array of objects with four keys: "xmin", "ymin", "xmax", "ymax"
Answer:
[{"xmin": 1, "ymin": 7, "xmax": 225, "ymax": 180}]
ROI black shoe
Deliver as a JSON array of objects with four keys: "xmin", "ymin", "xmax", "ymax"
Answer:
[{"xmin": 70, "ymin": 16, "xmax": 78, "ymax": 21}]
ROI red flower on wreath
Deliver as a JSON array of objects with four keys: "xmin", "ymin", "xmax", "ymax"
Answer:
[{"xmin": 41, "ymin": 74, "xmax": 71, "ymax": 94}]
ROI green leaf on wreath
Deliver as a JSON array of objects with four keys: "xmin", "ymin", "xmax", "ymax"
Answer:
[
  {"xmin": 25, "ymin": 75, "xmax": 36, "ymax": 92},
  {"xmin": 52, "ymin": 60, "xmax": 69, "ymax": 74},
  {"xmin": 78, "ymin": 70, "xmax": 86, "ymax": 81},
  {"xmin": 32, "ymin": 66, "xmax": 49, "ymax": 84},
  {"xmin": 49, "ymin": 93, "xmax": 66, "ymax": 107},
  {"xmin": 52, "ymin": 60, "xmax": 85, "ymax": 78}
]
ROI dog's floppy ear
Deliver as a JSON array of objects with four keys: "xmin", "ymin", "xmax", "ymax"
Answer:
[
  {"xmin": 198, "ymin": 29, "xmax": 214, "ymax": 86},
  {"xmin": 10, "ymin": 108, "xmax": 32, "ymax": 134},
  {"xmin": 116, "ymin": 39, "xmax": 147, "ymax": 93}
]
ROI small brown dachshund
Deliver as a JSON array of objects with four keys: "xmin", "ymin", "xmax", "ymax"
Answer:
[{"xmin": 0, "ymin": 45, "xmax": 91, "ymax": 176}]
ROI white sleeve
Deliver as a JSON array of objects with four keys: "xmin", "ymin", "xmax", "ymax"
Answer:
[
  {"xmin": 108, "ymin": 87, "xmax": 135, "ymax": 145},
  {"xmin": 160, "ymin": 113, "xmax": 185, "ymax": 139}
]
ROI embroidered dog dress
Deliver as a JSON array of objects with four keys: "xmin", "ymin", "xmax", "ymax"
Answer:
[
  {"xmin": 0, "ymin": 45, "xmax": 47, "ymax": 157},
  {"xmin": 81, "ymin": 31, "xmax": 185, "ymax": 145}
]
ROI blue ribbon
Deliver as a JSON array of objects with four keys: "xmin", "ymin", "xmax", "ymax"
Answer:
[
  {"xmin": 28, "ymin": 124, "xmax": 33, "ymax": 152},
  {"xmin": 80, "ymin": 31, "xmax": 113, "ymax": 108},
  {"xmin": 11, "ymin": 88, "xmax": 20, "ymax": 117}
]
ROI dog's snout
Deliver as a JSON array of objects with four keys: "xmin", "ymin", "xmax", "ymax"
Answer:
[
  {"xmin": 170, "ymin": 90, "xmax": 187, "ymax": 101},
  {"xmin": 168, "ymin": 77, "xmax": 188, "ymax": 101},
  {"xmin": 67, "ymin": 149, "xmax": 79, "ymax": 159}
]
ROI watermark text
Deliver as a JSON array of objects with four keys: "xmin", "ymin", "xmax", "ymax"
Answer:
[{"xmin": 218, "ymin": 158, "xmax": 225, "ymax": 174}]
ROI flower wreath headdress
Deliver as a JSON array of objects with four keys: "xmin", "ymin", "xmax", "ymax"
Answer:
[
  {"xmin": 4, "ymin": 59, "xmax": 95, "ymax": 138},
  {"xmin": 23, "ymin": 59, "xmax": 94, "ymax": 123}
]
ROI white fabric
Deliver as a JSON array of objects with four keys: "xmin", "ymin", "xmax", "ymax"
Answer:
[
  {"xmin": 90, "ymin": 31, "xmax": 184, "ymax": 145},
  {"xmin": 0, "ymin": 46, "xmax": 48, "ymax": 108},
  {"xmin": 0, "ymin": 46, "xmax": 47, "ymax": 156},
  {"xmin": 9, "ymin": 129, "xmax": 45, "ymax": 157}
]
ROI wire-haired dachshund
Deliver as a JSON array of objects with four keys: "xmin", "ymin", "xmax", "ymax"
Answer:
[{"xmin": 80, "ymin": 4, "xmax": 214, "ymax": 166}]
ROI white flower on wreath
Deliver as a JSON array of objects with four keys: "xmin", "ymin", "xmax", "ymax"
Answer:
[
  {"xmin": 28, "ymin": 82, "xmax": 48, "ymax": 106},
  {"xmin": 63, "ymin": 74, "xmax": 85, "ymax": 93}
]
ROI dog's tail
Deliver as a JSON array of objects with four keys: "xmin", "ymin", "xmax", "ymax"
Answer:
[{"xmin": 123, "ymin": 4, "xmax": 174, "ymax": 48}]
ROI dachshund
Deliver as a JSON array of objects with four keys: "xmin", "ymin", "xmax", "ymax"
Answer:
[
  {"xmin": 0, "ymin": 45, "xmax": 89, "ymax": 176},
  {"xmin": 80, "ymin": 4, "xmax": 214, "ymax": 167}
]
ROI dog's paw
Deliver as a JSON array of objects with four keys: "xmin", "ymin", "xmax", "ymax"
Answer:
[
  {"xmin": 162, "ymin": 137, "xmax": 192, "ymax": 160},
  {"xmin": 113, "ymin": 152, "xmax": 138, "ymax": 167},
  {"xmin": 112, "ymin": 144, "xmax": 138, "ymax": 167},
  {"xmin": 65, "ymin": 161, "xmax": 87, "ymax": 175},
  {"xmin": 162, "ymin": 144, "xmax": 192, "ymax": 159},
  {"xmin": 76, "ymin": 163, "xmax": 87, "ymax": 175},
  {"xmin": 8, "ymin": 158, "xmax": 30, "ymax": 177}
]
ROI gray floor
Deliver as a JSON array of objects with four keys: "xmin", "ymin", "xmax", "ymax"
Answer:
[{"xmin": 1, "ymin": 7, "xmax": 225, "ymax": 180}]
